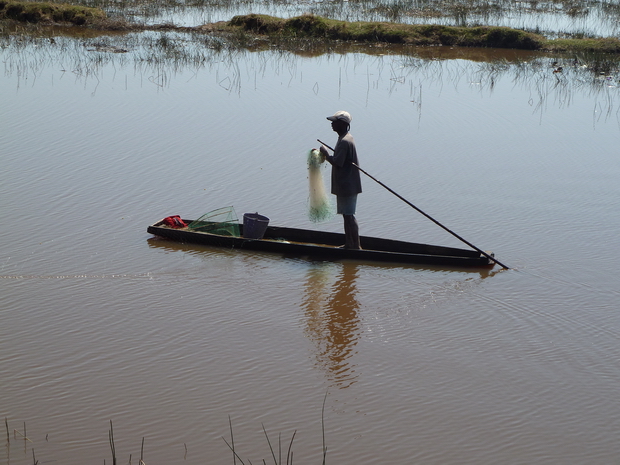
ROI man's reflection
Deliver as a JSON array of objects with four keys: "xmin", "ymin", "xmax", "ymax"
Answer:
[{"xmin": 303, "ymin": 263, "xmax": 361, "ymax": 389}]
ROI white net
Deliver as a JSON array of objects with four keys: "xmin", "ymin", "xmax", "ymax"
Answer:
[{"xmin": 307, "ymin": 149, "xmax": 334, "ymax": 223}]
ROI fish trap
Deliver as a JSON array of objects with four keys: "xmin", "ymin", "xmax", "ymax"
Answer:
[{"xmin": 186, "ymin": 206, "xmax": 240, "ymax": 237}]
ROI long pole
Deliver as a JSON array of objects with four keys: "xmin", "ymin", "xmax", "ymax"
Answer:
[{"xmin": 317, "ymin": 139, "xmax": 510, "ymax": 270}]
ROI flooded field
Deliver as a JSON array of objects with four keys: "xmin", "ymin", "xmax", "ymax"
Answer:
[
  {"xmin": 23, "ymin": 0, "xmax": 620, "ymax": 37},
  {"xmin": 2, "ymin": 28, "xmax": 620, "ymax": 465}
]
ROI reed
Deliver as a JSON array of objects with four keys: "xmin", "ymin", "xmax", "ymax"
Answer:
[
  {"xmin": 321, "ymin": 392, "xmax": 327, "ymax": 465},
  {"xmin": 3, "ymin": 0, "xmax": 620, "ymax": 55},
  {"xmin": 3, "ymin": 26, "xmax": 620, "ymax": 96},
  {"xmin": 222, "ymin": 419, "xmax": 299, "ymax": 465},
  {"xmin": 13, "ymin": 424, "xmax": 33, "ymax": 443},
  {"xmin": 222, "ymin": 394, "xmax": 328, "ymax": 465},
  {"xmin": 0, "ymin": 418, "xmax": 169, "ymax": 465},
  {"xmin": 108, "ymin": 420, "xmax": 117, "ymax": 465},
  {"xmin": 2, "ymin": 0, "xmax": 620, "ymax": 39}
]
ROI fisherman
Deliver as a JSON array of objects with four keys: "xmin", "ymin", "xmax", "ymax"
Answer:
[{"xmin": 319, "ymin": 111, "xmax": 362, "ymax": 250}]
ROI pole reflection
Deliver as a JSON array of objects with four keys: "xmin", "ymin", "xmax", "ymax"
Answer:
[{"xmin": 302, "ymin": 262, "xmax": 361, "ymax": 389}]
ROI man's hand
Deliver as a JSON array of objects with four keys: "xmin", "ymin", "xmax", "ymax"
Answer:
[{"xmin": 320, "ymin": 145, "xmax": 331, "ymax": 163}]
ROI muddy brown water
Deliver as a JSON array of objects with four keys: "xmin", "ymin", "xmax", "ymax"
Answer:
[{"xmin": 1, "ymin": 40, "xmax": 620, "ymax": 464}]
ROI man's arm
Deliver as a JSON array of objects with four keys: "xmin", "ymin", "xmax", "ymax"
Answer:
[{"xmin": 319, "ymin": 144, "xmax": 334, "ymax": 165}]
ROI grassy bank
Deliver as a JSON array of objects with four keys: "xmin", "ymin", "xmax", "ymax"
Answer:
[
  {"xmin": 0, "ymin": 0, "xmax": 106, "ymax": 26},
  {"xmin": 544, "ymin": 37, "xmax": 620, "ymax": 54},
  {"xmin": 220, "ymin": 14, "xmax": 620, "ymax": 54},
  {"xmin": 3, "ymin": 1, "xmax": 620, "ymax": 55},
  {"xmin": 0, "ymin": 0, "xmax": 106, "ymax": 25},
  {"xmin": 223, "ymin": 14, "xmax": 545, "ymax": 49}
]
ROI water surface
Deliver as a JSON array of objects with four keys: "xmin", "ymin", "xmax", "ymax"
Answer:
[{"xmin": 1, "ymin": 40, "xmax": 620, "ymax": 464}]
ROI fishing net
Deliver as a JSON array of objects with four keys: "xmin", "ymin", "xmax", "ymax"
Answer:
[
  {"xmin": 186, "ymin": 206, "xmax": 240, "ymax": 237},
  {"xmin": 307, "ymin": 149, "xmax": 334, "ymax": 223}
]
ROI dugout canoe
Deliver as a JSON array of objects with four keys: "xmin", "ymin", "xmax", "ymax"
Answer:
[{"xmin": 147, "ymin": 218, "xmax": 495, "ymax": 268}]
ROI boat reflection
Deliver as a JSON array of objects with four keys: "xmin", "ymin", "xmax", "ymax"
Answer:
[
  {"xmin": 302, "ymin": 262, "xmax": 361, "ymax": 389},
  {"xmin": 146, "ymin": 237, "xmax": 499, "ymax": 278}
]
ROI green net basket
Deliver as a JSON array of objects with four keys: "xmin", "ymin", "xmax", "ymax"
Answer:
[{"xmin": 186, "ymin": 206, "xmax": 240, "ymax": 237}]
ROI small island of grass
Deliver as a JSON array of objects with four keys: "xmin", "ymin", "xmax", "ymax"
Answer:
[
  {"xmin": 3, "ymin": 1, "xmax": 620, "ymax": 55},
  {"xmin": 0, "ymin": 0, "xmax": 106, "ymax": 25}
]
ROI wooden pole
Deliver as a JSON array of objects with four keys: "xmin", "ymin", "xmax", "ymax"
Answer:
[{"xmin": 317, "ymin": 139, "xmax": 510, "ymax": 269}]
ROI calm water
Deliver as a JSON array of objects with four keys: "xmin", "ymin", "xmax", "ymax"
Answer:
[{"xmin": 2, "ymin": 37, "xmax": 620, "ymax": 464}]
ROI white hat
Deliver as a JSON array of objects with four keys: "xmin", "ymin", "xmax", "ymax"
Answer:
[{"xmin": 326, "ymin": 111, "xmax": 352, "ymax": 124}]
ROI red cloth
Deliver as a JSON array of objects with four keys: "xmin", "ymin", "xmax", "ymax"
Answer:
[{"xmin": 163, "ymin": 215, "xmax": 187, "ymax": 228}]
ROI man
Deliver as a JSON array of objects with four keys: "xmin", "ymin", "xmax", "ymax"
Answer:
[{"xmin": 319, "ymin": 111, "xmax": 362, "ymax": 250}]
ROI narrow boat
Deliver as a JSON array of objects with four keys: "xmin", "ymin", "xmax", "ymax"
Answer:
[{"xmin": 147, "ymin": 218, "xmax": 496, "ymax": 268}]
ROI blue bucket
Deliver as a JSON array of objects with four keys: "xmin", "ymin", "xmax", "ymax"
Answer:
[{"xmin": 243, "ymin": 213, "xmax": 270, "ymax": 239}]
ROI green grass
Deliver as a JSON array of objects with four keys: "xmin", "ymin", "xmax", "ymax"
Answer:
[
  {"xmin": 544, "ymin": 37, "xmax": 620, "ymax": 54},
  {"xmin": 223, "ymin": 14, "xmax": 546, "ymax": 49},
  {"xmin": 4, "ymin": 2, "xmax": 620, "ymax": 56},
  {"xmin": 0, "ymin": 0, "xmax": 106, "ymax": 25},
  {"xmin": 205, "ymin": 13, "xmax": 620, "ymax": 54}
]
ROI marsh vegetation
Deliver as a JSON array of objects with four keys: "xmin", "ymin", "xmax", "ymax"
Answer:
[
  {"xmin": 3, "ymin": 0, "xmax": 620, "ymax": 61},
  {"xmin": 5, "ymin": 0, "xmax": 620, "ymax": 37},
  {"xmin": 0, "ymin": 0, "xmax": 105, "ymax": 24}
]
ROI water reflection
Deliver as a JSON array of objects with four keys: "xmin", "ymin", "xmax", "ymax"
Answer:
[
  {"xmin": 302, "ymin": 263, "xmax": 361, "ymax": 389},
  {"xmin": 3, "ymin": 33, "xmax": 619, "ymax": 125}
]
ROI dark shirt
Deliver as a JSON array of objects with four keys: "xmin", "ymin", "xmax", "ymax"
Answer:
[{"xmin": 330, "ymin": 133, "xmax": 362, "ymax": 196}]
